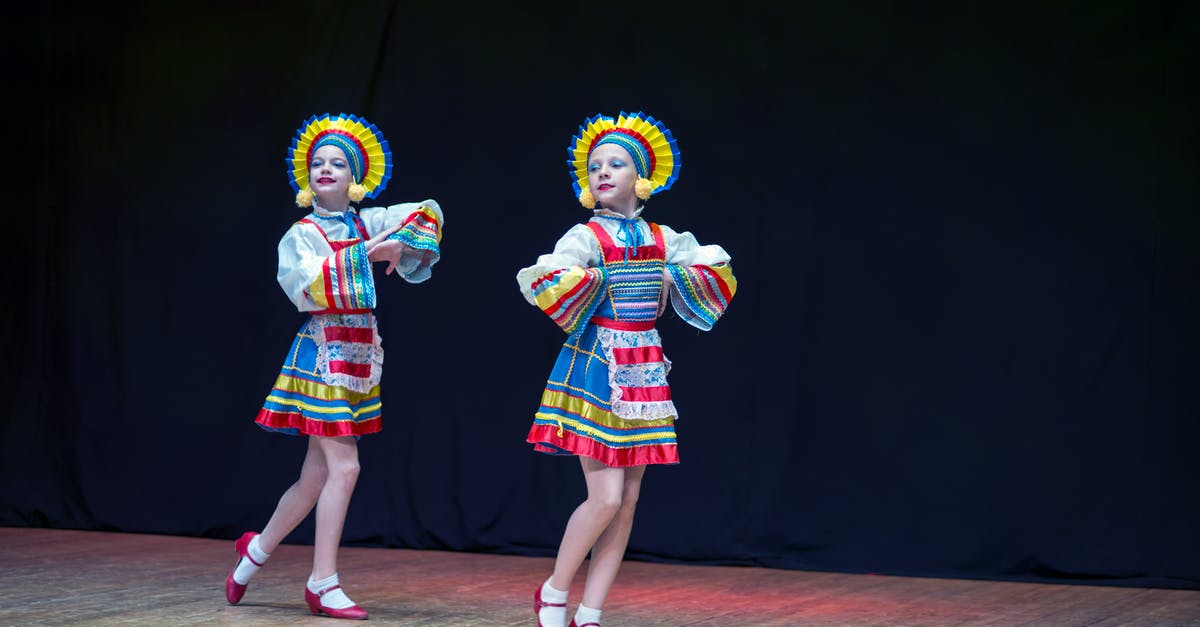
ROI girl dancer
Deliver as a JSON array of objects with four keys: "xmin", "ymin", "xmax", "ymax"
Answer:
[
  {"xmin": 225, "ymin": 112, "xmax": 443, "ymax": 620},
  {"xmin": 517, "ymin": 111, "xmax": 736, "ymax": 627}
]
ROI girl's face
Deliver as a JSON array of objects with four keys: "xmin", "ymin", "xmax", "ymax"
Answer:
[
  {"xmin": 587, "ymin": 143, "xmax": 638, "ymax": 213},
  {"xmin": 309, "ymin": 144, "xmax": 353, "ymax": 206}
]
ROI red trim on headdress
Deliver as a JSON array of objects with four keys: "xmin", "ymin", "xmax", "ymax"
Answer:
[
  {"xmin": 306, "ymin": 129, "xmax": 370, "ymax": 177},
  {"xmin": 588, "ymin": 128, "xmax": 657, "ymax": 177}
]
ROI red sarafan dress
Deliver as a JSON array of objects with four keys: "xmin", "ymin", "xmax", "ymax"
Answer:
[
  {"xmin": 517, "ymin": 208, "xmax": 736, "ymax": 466},
  {"xmin": 256, "ymin": 201, "xmax": 442, "ymax": 437}
]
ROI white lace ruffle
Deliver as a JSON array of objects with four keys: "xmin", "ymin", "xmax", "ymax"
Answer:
[
  {"xmin": 312, "ymin": 313, "xmax": 384, "ymax": 394},
  {"xmin": 597, "ymin": 326, "xmax": 678, "ymax": 421}
]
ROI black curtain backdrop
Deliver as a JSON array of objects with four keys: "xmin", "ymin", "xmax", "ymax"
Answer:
[{"xmin": 8, "ymin": 1, "xmax": 1198, "ymax": 589}]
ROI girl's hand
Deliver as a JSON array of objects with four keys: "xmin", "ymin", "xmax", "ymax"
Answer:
[
  {"xmin": 657, "ymin": 268, "xmax": 674, "ymax": 317},
  {"xmin": 367, "ymin": 239, "xmax": 409, "ymax": 275},
  {"xmin": 364, "ymin": 221, "xmax": 406, "ymax": 250}
]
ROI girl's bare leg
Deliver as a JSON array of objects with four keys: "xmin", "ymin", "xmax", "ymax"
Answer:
[
  {"xmin": 548, "ymin": 457, "xmax": 628, "ymax": 591},
  {"xmin": 257, "ymin": 436, "xmax": 329, "ymax": 553},
  {"xmin": 580, "ymin": 464, "xmax": 645, "ymax": 609},
  {"xmin": 310, "ymin": 435, "xmax": 360, "ymax": 580}
]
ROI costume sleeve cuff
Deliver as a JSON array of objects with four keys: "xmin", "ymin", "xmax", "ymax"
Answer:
[
  {"xmin": 531, "ymin": 266, "xmax": 607, "ymax": 335},
  {"xmin": 306, "ymin": 242, "xmax": 377, "ymax": 310},
  {"xmin": 385, "ymin": 205, "xmax": 442, "ymax": 283},
  {"xmin": 666, "ymin": 263, "xmax": 737, "ymax": 331}
]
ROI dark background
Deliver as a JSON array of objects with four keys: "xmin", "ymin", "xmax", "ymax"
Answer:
[{"xmin": 8, "ymin": 1, "xmax": 1198, "ymax": 589}]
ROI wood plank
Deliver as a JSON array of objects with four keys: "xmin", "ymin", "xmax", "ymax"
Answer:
[{"xmin": 0, "ymin": 528, "xmax": 1196, "ymax": 625}]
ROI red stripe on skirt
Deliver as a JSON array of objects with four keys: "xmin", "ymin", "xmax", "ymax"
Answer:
[
  {"xmin": 324, "ymin": 326, "xmax": 374, "ymax": 343},
  {"xmin": 610, "ymin": 346, "xmax": 664, "ymax": 364},
  {"xmin": 329, "ymin": 361, "xmax": 371, "ymax": 377},
  {"xmin": 256, "ymin": 409, "xmax": 381, "ymax": 437},
  {"xmin": 618, "ymin": 385, "xmax": 672, "ymax": 402},
  {"xmin": 527, "ymin": 424, "xmax": 678, "ymax": 467}
]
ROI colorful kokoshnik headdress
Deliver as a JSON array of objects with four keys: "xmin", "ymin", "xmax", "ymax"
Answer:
[
  {"xmin": 287, "ymin": 112, "xmax": 393, "ymax": 207},
  {"xmin": 567, "ymin": 111, "xmax": 680, "ymax": 209}
]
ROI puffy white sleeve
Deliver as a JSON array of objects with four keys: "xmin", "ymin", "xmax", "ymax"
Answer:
[{"xmin": 660, "ymin": 224, "xmax": 732, "ymax": 267}]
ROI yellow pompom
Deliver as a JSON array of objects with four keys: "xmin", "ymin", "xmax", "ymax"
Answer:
[
  {"xmin": 578, "ymin": 187, "xmax": 596, "ymax": 209},
  {"xmin": 348, "ymin": 183, "xmax": 367, "ymax": 202},
  {"xmin": 295, "ymin": 187, "xmax": 314, "ymax": 208},
  {"xmin": 635, "ymin": 177, "xmax": 653, "ymax": 200}
]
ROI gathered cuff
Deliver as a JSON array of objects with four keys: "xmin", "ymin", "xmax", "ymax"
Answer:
[
  {"xmin": 666, "ymin": 262, "xmax": 736, "ymax": 331},
  {"xmin": 306, "ymin": 242, "xmax": 377, "ymax": 311},
  {"xmin": 530, "ymin": 266, "xmax": 608, "ymax": 336}
]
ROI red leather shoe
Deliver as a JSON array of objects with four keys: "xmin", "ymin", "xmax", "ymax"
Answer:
[
  {"xmin": 305, "ymin": 584, "xmax": 368, "ymax": 620},
  {"xmin": 534, "ymin": 586, "xmax": 567, "ymax": 627},
  {"xmin": 568, "ymin": 622, "xmax": 599, "ymax": 627},
  {"xmin": 224, "ymin": 531, "xmax": 261, "ymax": 605}
]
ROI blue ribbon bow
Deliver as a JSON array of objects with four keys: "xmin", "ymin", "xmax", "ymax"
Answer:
[
  {"xmin": 342, "ymin": 210, "xmax": 363, "ymax": 240},
  {"xmin": 599, "ymin": 215, "xmax": 644, "ymax": 261}
]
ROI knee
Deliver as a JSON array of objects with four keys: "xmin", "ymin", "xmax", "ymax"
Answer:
[
  {"xmin": 327, "ymin": 459, "xmax": 360, "ymax": 487},
  {"xmin": 588, "ymin": 493, "xmax": 623, "ymax": 519}
]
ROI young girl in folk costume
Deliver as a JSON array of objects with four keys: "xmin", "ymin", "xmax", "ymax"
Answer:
[
  {"xmin": 225, "ymin": 112, "xmax": 443, "ymax": 620},
  {"xmin": 517, "ymin": 112, "xmax": 737, "ymax": 627}
]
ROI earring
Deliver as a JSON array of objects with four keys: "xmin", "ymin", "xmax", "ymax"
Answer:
[
  {"xmin": 578, "ymin": 187, "xmax": 596, "ymax": 209},
  {"xmin": 348, "ymin": 183, "xmax": 367, "ymax": 202},
  {"xmin": 634, "ymin": 177, "xmax": 653, "ymax": 200},
  {"xmin": 295, "ymin": 186, "xmax": 315, "ymax": 208}
]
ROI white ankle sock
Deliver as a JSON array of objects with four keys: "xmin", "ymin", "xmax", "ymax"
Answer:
[
  {"xmin": 232, "ymin": 535, "xmax": 270, "ymax": 585},
  {"xmin": 574, "ymin": 604, "xmax": 602, "ymax": 626},
  {"xmin": 308, "ymin": 572, "xmax": 356, "ymax": 609},
  {"xmin": 539, "ymin": 578, "xmax": 568, "ymax": 627}
]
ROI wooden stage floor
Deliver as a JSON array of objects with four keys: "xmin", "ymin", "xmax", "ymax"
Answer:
[{"xmin": 1, "ymin": 528, "xmax": 1196, "ymax": 626}]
